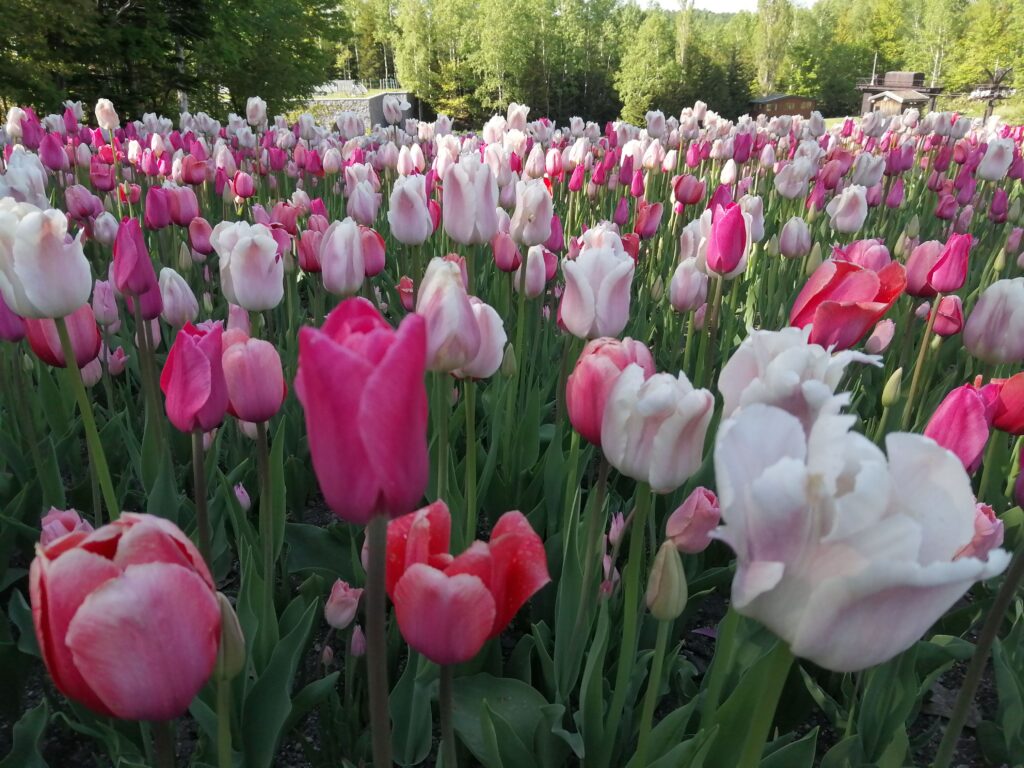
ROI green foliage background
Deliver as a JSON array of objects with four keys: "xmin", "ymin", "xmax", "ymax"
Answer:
[{"xmin": 2, "ymin": 0, "xmax": 1024, "ymax": 125}]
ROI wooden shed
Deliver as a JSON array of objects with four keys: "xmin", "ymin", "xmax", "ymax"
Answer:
[
  {"xmin": 749, "ymin": 94, "xmax": 815, "ymax": 118},
  {"xmin": 868, "ymin": 89, "xmax": 930, "ymax": 116}
]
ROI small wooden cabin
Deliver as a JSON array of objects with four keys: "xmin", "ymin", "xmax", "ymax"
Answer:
[{"xmin": 749, "ymin": 94, "xmax": 816, "ymax": 118}]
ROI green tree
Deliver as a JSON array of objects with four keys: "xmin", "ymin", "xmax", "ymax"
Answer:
[
  {"xmin": 614, "ymin": 9, "xmax": 684, "ymax": 123},
  {"xmin": 754, "ymin": 0, "xmax": 794, "ymax": 96}
]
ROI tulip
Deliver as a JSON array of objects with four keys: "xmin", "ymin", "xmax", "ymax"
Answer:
[
  {"xmin": 566, "ymin": 337, "xmax": 655, "ymax": 445},
  {"xmin": 0, "ymin": 203, "xmax": 92, "ymax": 319},
  {"xmin": 790, "ymin": 260, "xmax": 906, "ymax": 350},
  {"xmin": 963, "ymin": 278, "xmax": 1024, "ymax": 364},
  {"xmin": 0, "ymin": 292, "xmax": 25, "ymax": 342},
  {"xmin": 923, "ymin": 384, "xmax": 992, "ymax": 473},
  {"xmin": 160, "ymin": 321, "xmax": 229, "ymax": 433},
  {"xmin": 983, "ymin": 372, "xmax": 1024, "ymax": 435},
  {"xmin": 361, "ymin": 226, "xmax": 386, "ymax": 277},
  {"xmin": 93, "ymin": 212, "xmax": 119, "ymax": 246},
  {"xmin": 40, "ymin": 507, "xmax": 94, "ymax": 546},
  {"xmin": 91, "ymin": 279, "xmax": 119, "ymax": 327},
  {"xmin": 113, "ymin": 218, "xmax": 163, "ymax": 320},
  {"xmin": 415, "ymin": 257, "xmax": 481, "ymax": 372},
  {"xmin": 491, "ymin": 231, "xmax": 522, "ymax": 272},
  {"xmin": 325, "ymin": 579, "xmax": 363, "ymax": 630},
  {"xmin": 234, "ymin": 483, "xmax": 251, "ymax": 511},
  {"xmin": 348, "ymin": 179, "xmax": 382, "ymax": 226},
  {"xmin": 452, "ymin": 298, "xmax": 506, "ymax": 380},
  {"xmin": 158, "ymin": 267, "xmax": 199, "ymax": 327},
  {"xmin": 825, "ymin": 185, "xmax": 868, "ymax": 233},
  {"xmin": 30, "ymin": 513, "xmax": 220, "ymax": 719},
  {"xmin": 633, "ymin": 199, "xmax": 663, "ymax": 240},
  {"xmin": 246, "ymin": 96, "xmax": 267, "ymax": 127},
  {"xmin": 954, "ymin": 504, "xmax": 1005, "ymax": 562},
  {"xmin": 515, "ymin": 245, "xmax": 547, "ymax": 298},
  {"xmin": 222, "ymin": 337, "xmax": 286, "ymax": 423},
  {"xmin": 211, "ymin": 221, "xmax": 284, "ymax": 311},
  {"xmin": 143, "ymin": 186, "xmax": 172, "ymax": 230},
  {"xmin": 25, "ymin": 304, "xmax": 101, "ymax": 368},
  {"xmin": 320, "ymin": 218, "xmax": 365, "ymax": 297},
  {"xmin": 865, "ymin": 319, "xmax": 895, "ymax": 354},
  {"xmin": 666, "ymin": 487, "xmax": 720, "ymax": 554},
  {"xmin": 94, "ymin": 98, "xmax": 120, "ymax": 131},
  {"xmin": 295, "ymin": 298, "xmax": 428, "ymax": 524},
  {"xmin": 230, "ymin": 171, "xmax": 255, "ymax": 200},
  {"xmin": 646, "ymin": 541, "xmax": 687, "ymax": 621},
  {"xmin": 705, "ymin": 203, "xmax": 750, "ymax": 278},
  {"xmin": 601, "ymin": 365, "xmax": 714, "ymax": 493},
  {"xmin": 509, "ymin": 178, "xmax": 553, "ymax": 246},
  {"xmin": 911, "ymin": 233, "xmax": 971, "ymax": 294},
  {"xmin": 977, "ymin": 138, "xmax": 1014, "ymax": 181},
  {"xmin": 560, "ymin": 244, "xmax": 635, "ymax": 339},
  {"xmin": 669, "ymin": 257, "xmax": 707, "ymax": 313},
  {"xmin": 931, "ymin": 295, "xmax": 964, "ymax": 337},
  {"xmin": 714, "ymin": 403, "xmax": 1009, "ymax": 672},
  {"xmin": 189, "ymin": 217, "xmax": 214, "ymax": 256},
  {"xmin": 387, "ymin": 174, "xmax": 434, "ymax": 246},
  {"xmin": 832, "ymin": 238, "xmax": 890, "ymax": 272},
  {"xmin": 101, "ymin": 344, "xmax": 128, "ymax": 376},
  {"xmin": 443, "ymin": 153, "xmax": 499, "ymax": 245},
  {"xmin": 779, "ymin": 216, "xmax": 811, "ymax": 259}
]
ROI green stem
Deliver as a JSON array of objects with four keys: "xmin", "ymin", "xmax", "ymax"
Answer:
[
  {"xmin": 634, "ymin": 620, "xmax": 671, "ymax": 768},
  {"xmin": 365, "ymin": 514, "xmax": 393, "ymax": 768},
  {"xmin": 191, "ymin": 430, "xmax": 212, "ymax": 565},
  {"xmin": 55, "ymin": 316, "xmax": 119, "ymax": 520},
  {"xmin": 976, "ymin": 432, "xmax": 1002, "ymax": 506},
  {"xmin": 152, "ymin": 719, "xmax": 175, "ymax": 768},
  {"xmin": 6, "ymin": 347, "xmax": 48, "ymax": 502},
  {"xmin": 601, "ymin": 483, "xmax": 653, "ymax": 766},
  {"xmin": 216, "ymin": 677, "xmax": 232, "ymax": 768},
  {"xmin": 440, "ymin": 665, "xmax": 458, "ymax": 768},
  {"xmin": 736, "ymin": 642, "xmax": 794, "ymax": 768},
  {"xmin": 463, "ymin": 379, "xmax": 477, "ymax": 546},
  {"xmin": 255, "ymin": 421, "xmax": 274, "ymax": 668},
  {"xmin": 933, "ymin": 548, "xmax": 1024, "ymax": 768},
  {"xmin": 436, "ymin": 373, "xmax": 450, "ymax": 504},
  {"xmin": 901, "ymin": 292, "xmax": 941, "ymax": 430},
  {"xmin": 701, "ymin": 276, "xmax": 725, "ymax": 389}
]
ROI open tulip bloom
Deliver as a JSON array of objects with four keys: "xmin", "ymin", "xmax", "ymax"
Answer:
[{"xmin": 3, "ymin": 93, "xmax": 1024, "ymax": 768}]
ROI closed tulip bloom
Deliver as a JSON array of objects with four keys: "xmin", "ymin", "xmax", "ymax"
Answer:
[
  {"xmin": 0, "ymin": 292, "xmax": 26, "ymax": 342},
  {"xmin": 387, "ymin": 174, "xmax": 434, "ymax": 246},
  {"xmin": 211, "ymin": 221, "xmax": 284, "ymax": 311},
  {"xmin": 646, "ymin": 540, "xmax": 688, "ymax": 620},
  {"xmin": 230, "ymin": 171, "xmax": 255, "ymax": 200},
  {"xmin": 931, "ymin": 295, "xmax": 964, "ymax": 337},
  {"xmin": 904, "ymin": 240, "xmax": 945, "ymax": 297},
  {"xmin": 706, "ymin": 203, "xmax": 750, "ymax": 278},
  {"xmin": 39, "ymin": 133, "xmax": 69, "ymax": 172},
  {"xmin": 825, "ymin": 185, "xmax": 869, "ymax": 234},
  {"xmin": 669, "ymin": 257, "xmax": 708, "ymax": 313},
  {"xmin": 324, "ymin": 579, "xmax": 363, "ymax": 630},
  {"xmin": 963, "ymin": 278, "xmax": 1024, "ymax": 364},
  {"xmin": 560, "ymin": 245, "xmax": 635, "ymax": 339},
  {"xmin": 160, "ymin": 321, "xmax": 229, "ymax": 433},
  {"xmin": 719, "ymin": 327, "xmax": 878, "ymax": 427},
  {"xmin": 295, "ymin": 298, "xmax": 428, "ymax": 524},
  {"xmin": 977, "ymin": 138, "xmax": 1014, "ymax": 181},
  {"xmin": 320, "ymin": 218, "xmax": 365, "ymax": 297},
  {"xmin": 416, "ymin": 257, "xmax": 481, "ymax": 372},
  {"xmin": 245, "ymin": 96, "xmax": 267, "ymax": 127},
  {"xmin": 113, "ymin": 218, "xmax": 163, "ymax": 320},
  {"xmin": 222, "ymin": 337, "xmax": 286, "ymax": 423},
  {"xmin": 25, "ymin": 304, "xmax": 101, "ymax": 368},
  {"xmin": 92, "ymin": 212, "xmax": 119, "ymax": 247},
  {"xmin": 509, "ymin": 178, "xmax": 553, "ymax": 246},
  {"xmin": 790, "ymin": 260, "xmax": 906, "ymax": 350},
  {"xmin": 443, "ymin": 153, "xmax": 499, "ymax": 245},
  {"xmin": 930, "ymin": 233, "xmax": 971, "ymax": 293},
  {"xmin": 91, "ymin": 279, "xmax": 119, "ymax": 327},
  {"xmin": 601, "ymin": 365, "xmax": 714, "ymax": 493},
  {"xmin": 865, "ymin": 319, "xmax": 895, "ymax": 354},
  {"xmin": 158, "ymin": 268, "xmax": 198, "ymax": 327},
  {"xmin": 360, "ymin": 226, "xmax": 386, "ymax": 277},
  {"xmin": 566, "ymin": 336, "xmax": 655, "ymax": 446},
  {"xmin": 924, "ymin": 383, "xmax": 991, "ymax": 473},
  {"xmin": 143, "ymin": 186, "xmax": 172, "ymax": 230},
  {"xmin": 779, "ymin": 216, "xmax": 811, "ymax": 259},
  {"xmin": 955, "ymin": 504, "xmax": 1004, "ymax": 562},
  {"xmin": 714, "ymin": 403, "xmax": 1009, "ymax": 672},
  {"xmin": 453, "ymin": 298, "xmax": 506, "ymax": 380},
  {"xmin": 30, "ymin": 513, "xmax": 220, "ymax": 720},
  {"xmin": 666, "ymin": 487, "xmax": 720, "ymax": 554},
  {"xmin": 189, "ymin": 217, "xmax": 214, "ymax": 256},
  {"xmin": 348, "ymin": 179, "xmax": 381, "ymax": 226},
  {"xmin": 94, "ymin": 98, "xmax": 119, "ymax": 131},
  {"xmin": 491, "ymin": 231, "xmax": 522, "ymax": 272},
  {"xmin": 633, "ymin": 199, "xmax": 663, "ymax": 240},
  {"xmin": 984, "ymin": 373, "xmax": 1024, "ymax": 435},
  {"xmin": 850, "ymin": 153, "xmax": 885, "ymax": 188},
  {"xmin": 40, "ymin": 507, "xmax": 94, "ymax": 546},
  {"xmin": 0, "ymin": 203, "xmax": 92, "ymax": 319},
  {"xmin": 832, "ymin": 238, "xmax": 891, "ymax": 272},
  {"xmin": 515, "ymin": 245, "xmax": 547, "ymax": 298}
]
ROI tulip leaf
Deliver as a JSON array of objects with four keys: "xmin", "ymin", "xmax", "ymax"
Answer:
[
  {"xmin": 482, "ymin": 699, "xmax": 536, "ymax": 767},
  {"xmin": 390, "ymin": 652, "xmax": 433, "ymax": 766},
  {"xmin": 452, "ymin": 673, "xmax": 549, "ymax": 767},
  {"xmin": 646, "ymin": 724, "xmax": 717, "ymax": 768},
  {"xmin": 623, "ymin": 699, "xmax": 697, "ymax": 768},
  {"xmin": 241, "ymin": 599, "xmax": 317, "ymax": 768},
  {"xmin": 282, "ymin": 671, "xmax": 340, "ymax": 735},
  {"xmin": 580, "ymin": 602, "xmax": 611, "ymax": 761},
  {"xmin": 760, "ymin": 727, "xmax": 818, "ymax": 768},
  {"xmin": 270, "ymin": 421, "xmax": 287, "ymax": 561},
  {"xmin": 145, "ymin": 449, "xmax": 179, "ymax": 525},
  {"xmin": 818, "ymin": 735, "xmax": 865, "ymax": 768},
  {"xmin": 37, "ymin": 365, "xmax": 70, "ymax": 438},
  {"xmin": 8, "ymin": 591, "xmax": 39, "ymax": 658},
  {"xmin": 0, "ymin": 700, "xmax": 48, "ymax": 768},
  {"xmin": 284, "ymin": 523, "xmax": 356, "ymax": 581},
  {"xmin": 534, "ymin": 703, "xmax": 581, "ymax": 766},
  {"xmin": 856, "ymin": 648, "xmax": 918, "ymax": 762}
]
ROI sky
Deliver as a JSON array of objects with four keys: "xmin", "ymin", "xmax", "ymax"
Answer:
[{"xmin": 646, "ymin": 0, "xmax": 817, "ymax": 13}]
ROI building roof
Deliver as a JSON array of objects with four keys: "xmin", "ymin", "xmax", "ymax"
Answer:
[
  {"xmin": 750, "ymin": 93, "xmax": 813, "ymax": 104},
  {"xmin": 868, "ymin": 89, "xmax": 929, "ymax": 104}
]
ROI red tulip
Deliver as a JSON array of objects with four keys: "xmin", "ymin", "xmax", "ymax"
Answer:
[
  {"xmin": 222, "ymin": 337, "xmax": 286, "ymax": 423},
  {"xmin": 160, "ymin": 321, "xmax": 229, "ymax": 433},
  {"xmin": 383, "ymin": 500, "xmax": 453, "ymax": 599},
  {"xmin": 790, "ymin": 260, "xmax": 906, "ymax": 350},
  {"xmin": 29, "ymin": 513, "xmax": 220, "ymax": 720},
  {"xmin": 25, "ymin": 304, "xmax": 101, "ymax": 368},
  {"xmin": 983, "ymin": 372, "xmax": 1024, "ymax": 435},
  {"xmin": 294, "ymin": 298, "xmax": 428, "ymax": 524}
]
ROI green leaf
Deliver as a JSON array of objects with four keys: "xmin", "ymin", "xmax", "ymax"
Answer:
[
  {"xmin": 145, "ymin": 452, "xmax": 180, "ymax": 525},
  {"xmin": 453, "ymin": 674, "xmax": 548, "ymax": 767},
  {"xmin": 270, "ymin": 421, "xmax": 288, "ymax": 561},
  {"xmin": 483, "ymin": 699, "xmax": 536, "ymax": 766},
  {"xmin": 857, "ymin": 649, "xmax": 918, "ymax": 762},
  {"xmin": 390, "ymin": 652, "xmax": 433, "ymax": 766},
  {"xmin": 819, "ymin": 735, "xmax": 864, "ymax": 768},
  {"xmin": 8, "ymin": 591, "xmax": 39, "ymax": 658},
  {"xmin": 283, "ymin": 672, "xmax": 340, "ymax": 734},
  {"xmin": 647, "ymin": 725, "xmax": 717, "ymax": 768},
  {"xmin": 0, "ymin": 700, "xmax": 48, "ymax": 768},
  {"xmin": 580, "ymin": 603, "xmax": 610, "ymax": 762},
  {"xmin": 761, "ymin": 727, "xmax": 817, "ymax": 768},
  {"xmin": 624, "ymin": 700, "xmax": 697, "ymax": 768},
  {"xmin": 241, "ymin": 600, "xmax": 317, "ymax": 768},
  {"xmin": 285, "ymin": 523, "xmax": 356, "ymax": 581}
]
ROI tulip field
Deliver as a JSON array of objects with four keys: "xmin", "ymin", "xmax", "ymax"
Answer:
[{"xmin": 2, "ymin": 95, "xmax": 1024, "ymax": 768}]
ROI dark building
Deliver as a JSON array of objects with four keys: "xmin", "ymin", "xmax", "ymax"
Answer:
[
  {"xmin": 856, "ymin": 71, "xmax": 942, "ymax": 116},
  {"xmin": 749, "ymin": 94, "xmax": 816, "ymax": 118}
]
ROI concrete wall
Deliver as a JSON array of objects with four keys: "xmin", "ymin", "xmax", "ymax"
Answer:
[{"xmin": 308, "ymin": 91, "xmax": 415, "ymax": 133}]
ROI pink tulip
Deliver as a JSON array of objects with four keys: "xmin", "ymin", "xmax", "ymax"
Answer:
[
  {"xmin": 491, "ymin": 231, "xmax": 522, "ymax": 272},
  {"xmin": 924, "ymin": 384, "xmax": 992, "ymax": 474},
  {"xmin": 633, "ymin": 199, "xmax": 663, "ymax": 240},
  {"xmin": 189, "ymin": 217, "xmax": 214, "ymax": 256},
  {"xmin": 931, "ymin": 295, "xmax": 964, "ymax": 337},
  {"xmin": 832, "ymin": 239, "xmax": 890, "ymax": 272},
  {"xmin": 29, "ymin": 513, "xmax": 220, "ymax": 720},
  {"xmin": 143, "ymin": 186, "xmax": 172, "ymax": 230},
  {"xmin": 230, "ymin": 171, "xmax": 255, "ymax": 199},
  {"xmin": 25, "ymin": 304, "xmax": 101, "ymax": 368},
  {"xmin": 705, "ymin": 203, "xmax": 748, "ymax": 277},
  {"xmin": 113, "ymin": 218, "xmax": 163, "ymax": 320},
  {"xmin": 415, "ymin": 257, "xmax": 481, "ymax": 372},
  {"xmin": 954, "ymin": 504, "xmax": 1004, "ymax": 562},
  {"xmin": 223, "ymin": 337, "xmax": 286, "ymax": 424},
  {"xmin": 560, "ymin": 241, "xmax": 635, "ymax": 339},
  {"xmin": 160, "ymin": 321, "xmax": 229, "ymax": 433},
  {"xmin": 39, "ymin": 507, "xmax": 93, "ymax": 546},
  {"xmin": 666, "ymin": 487, "xmax": 720, "ymax": 554},
  {"xmin": 566, "ymin": 337, "xmax": 655, "ymax": 445},
  {"xmin": 864, "ymin": 319, "xmax": 895, "ymax": 354},
  {"xmin": 168, "ymin": 185, "xmax": 199, "ymax": 227},
  {"xmin": 294, "ymin": 298, "xmax": 428, "ymax": 524},
  {"xmin": 324, "ymin": 579, "xmax": 363, "ymax": 630},
  {"xmin": 361, "ymin": 226, "xmax": 386, "ymax": 277},
  {"xmin": 0, "ymin": 293, "xmax": 26, "ymax": 342},
  {"xmin": 453, "ymin": 298, "xmax": 506, "ymax": 380}
]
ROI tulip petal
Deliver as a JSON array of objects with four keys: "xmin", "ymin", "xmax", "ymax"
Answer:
[
  {"xmin": 66, "ymin": 562, "xmax": 220, "ymax": 721},
  {"xmin": 161, "ymin": 332, "xmax": 212, "ymax": 433},
  {"xmin": 560, "ymin": 259, "xmax": 596, "ymax": 338},
  {"xmin": 485, "ymin": 512, "xmax": 550, "ymax": 638},
  {"xmin": 114, "ymin": 514, "xmax": 213, "ymax": 589}
]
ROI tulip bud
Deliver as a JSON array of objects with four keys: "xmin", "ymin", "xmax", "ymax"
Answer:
[
  {"xmin": 215, "ymin": 592, "xmax": 246, "ymax": 682},
  {"xmin": 500, "ymin": 343, "xmax": 517, "ymax": 378},
  {"xmin": 350, "ymin": 625, "xmax": 367, "ymax": 657},
  {"xmin": 321, "ymin": 645, "xmax": 335, "ymax": 667},
  {"xmin": 994, "ymin": 248, "xmax": 1006, "ymax": 273},
  {"xmin": 645, "ymin": 540, "xmax": 687, "ymax": 621},
  {"xmin": 608, "ymin": 512, "xmax": 626, "ymax": 548},
  {"xmin": 882, "ymin": 367, "xmax": 902, "ymax": 408},
  {"xmin": 325, "ymin": 579, "xmax": 363, "ymax": 631},
  {"xmin": 906, "ymin": 214, "xmax": 920, "ymax": 238},
  {"xmin": 806, "ymin": 242, "xmax": 822, "ymax": 276},
  {"xmin": 666, "ymin": 487, "xmax": 720, "ymax": 554},
  {"xmin": 234, "ymin": 483, "xmax": 251, "ymax": 511}
]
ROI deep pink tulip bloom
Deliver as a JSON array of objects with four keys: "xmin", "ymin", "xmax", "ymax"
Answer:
[
  {"xmin": 113, "ymin": 218, "xmax": 162, "ymax": 320},
  {"xmin": 633, "ymin": 199, "xmax": 663, "ymax": 240},
  {"xmin": 25, "ymin": 304, "xmax": 101, "ymax": 368},
  {"xmin": 295, "ymin": 298, "xmax": 428, "ymax": 524},
  {"xmin": 188, "ymin": 217, "xmax": 214, "ymax": 256},
  {"xmin": 705, "ymin": 203, "xmax": 747, "ymax": 276},
  {"xmin": 160, "ymin": 321, "xmax": 229, "ymax": 433},
  {"xmin": 0, "ymin": 293, "xmax": 26, "ymax": 342},
  {"xmin": 924, "ymin": 383, "xmax": 992, "ymax": 474},
  {"xmin": 29, "ymin": 513, "xmax": 220, "ymax": 720},
  {"xmin": 143, "ymin": 186, "xmax": 172, "ymax": 230}
]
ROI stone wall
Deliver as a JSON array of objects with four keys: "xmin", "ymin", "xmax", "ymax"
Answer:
[{"xmin": 306, "ymin": 92, "xmax": 415, "ymax": 133}]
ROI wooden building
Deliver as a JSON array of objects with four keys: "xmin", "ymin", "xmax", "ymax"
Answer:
[
  {"xmin": 868, "ymin": 89, "xmax": 930, "ymax": 116},
  {"xmin": 749, "ymin": 94, "xmax": 816, "ymax": 118},
  {"xmin": 856, "ymin": 71, "xmax": 942, "ymax": 115}
]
